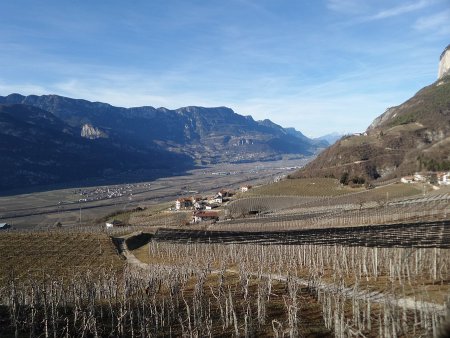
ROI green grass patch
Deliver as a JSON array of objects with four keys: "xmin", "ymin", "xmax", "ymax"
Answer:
[
  {"xmin": 364, "ymin": 183, "xmax": 421, "ymax": 200},
  {"xmin": 388, "ymin": 112, "xmax": 417, "ymax": 127}
]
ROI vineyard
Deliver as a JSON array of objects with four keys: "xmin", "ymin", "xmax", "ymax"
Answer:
[
  {"xmin": 0, "ymin": 178, "xmax": 450, "ymax": 336},
  {"xmin": 131, "ymin": 233, "xmax": 450, "ymax": 337},
  {"xmin": 0, "ymin": 231, "xmax": 124, "ymax": 286},
  {"xmin": 153, "ymin": 220, "xmax": 450, "ymax": 248},
  {"xmin": 245, "ymin": 178, "xmax": 362, "ymax": 196}
]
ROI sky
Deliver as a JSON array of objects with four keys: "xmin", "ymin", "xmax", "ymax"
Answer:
[{"xmin": 0, "ymin": 0, "xmax": 449, "ymax": 137}]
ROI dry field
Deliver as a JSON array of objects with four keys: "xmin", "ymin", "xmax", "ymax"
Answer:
[
  {"xmin": 246, "ymin": 177, "xmax": 360, "ymax": 197},
  {"xmin": 0, "ymin": 231, "xmax": 124, "ymax": 286}
]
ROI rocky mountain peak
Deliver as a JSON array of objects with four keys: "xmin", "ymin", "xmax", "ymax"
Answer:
[{"xmin": 438, "ymin": 44, "xmax": 450, "ymax": 80}]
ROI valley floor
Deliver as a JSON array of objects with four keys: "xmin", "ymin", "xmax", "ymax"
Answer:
[{"xmin": 0, "ymin": 157, "xmax": 309, "ymax": 229}]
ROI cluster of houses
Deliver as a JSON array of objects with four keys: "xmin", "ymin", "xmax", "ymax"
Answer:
[
  {"xmin": 76, "ymin": 182, "xmax": 152, "ymax": 203},
  {"xmin": 176, "ymin": 185, "xmax": 252, "ymax": 223},
  {"xmin": 175, "ymin": 189, "xmax": 236, "ymax": 211},
  {"xmin": 401, "ymin": 172, "xmax": 450, "ymax": 185}
]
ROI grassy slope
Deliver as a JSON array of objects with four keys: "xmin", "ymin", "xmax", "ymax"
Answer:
[{"xmin": 245, "ymin": 178, "xmax": 359, "ymax": 197}]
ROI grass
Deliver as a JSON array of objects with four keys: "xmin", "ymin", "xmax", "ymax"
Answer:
[
  {"xmin": 128, "ymin": 208, "xmax": 191, "ymax": 227},
  {"xmin": 245, "ymin": 178, "xmax": 360, "ymax": 197},
  {"xmin": 339, "ymin": 134, "xmax": 377, "ymax": 147},
  {"xmin": 388, "ymin": 112, "xmax": 417, "ymax": 127},
  {"xmin": 359, "ymin": 182, "xmax": 422, "ymax": 200}
]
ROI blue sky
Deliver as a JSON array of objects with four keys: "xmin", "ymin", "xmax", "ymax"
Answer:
[{"xmin": 0, "ymin": 0, "xmax": 448, "ymax": 137}]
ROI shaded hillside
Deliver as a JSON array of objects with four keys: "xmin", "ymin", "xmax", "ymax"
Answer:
[
  {"xmin": 0, "ymin": 94, "xmax": 325, "ymax": 164},
  {"xmin": 0, "ymin": 104, "xmax": 192, "ymax": 190},
  {"xmin": 294, "ymin": 75, "xmax": 450, "ymax": 182}
]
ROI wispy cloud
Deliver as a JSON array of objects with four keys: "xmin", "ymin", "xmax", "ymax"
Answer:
[
  {"xmin": 326, "ymin": 0, "xmax": 368, "ymax": 14},
  {"xmin": 368, "ymin": 0, "xmax": 430, "ymax": 20},
  {"xmin": 414, "ymin": 9, "xmax": 450, "ymax": 35},
  {"xmin": 328, "ymin": 0, "xmax": 437, "ymax": 25}
]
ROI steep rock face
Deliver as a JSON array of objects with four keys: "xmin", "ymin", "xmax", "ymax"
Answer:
[
  {"xmin": 81, "ymin": 123, "xmax": 108, "ymax": 139},
  {"xmin": 438, "ymin": 45, "xmax": 450, "ymax": 80}
]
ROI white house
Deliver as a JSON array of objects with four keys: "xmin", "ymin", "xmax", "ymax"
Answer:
[
  {"xmin": 218, "ymin": 189, "xmax": 233, "ymax": 198},
  {"xmin": 214, "ymin": 195, "xmax": 223, "ymax": 204},
  {"xmin": 240, "ymin": 185, "xmax": 252, "ymax": 193},
  {"xmin": 193, "ymin": 211, "xmax": 219, "ymax": 223},
  {"xmin": 401, "ymin": 176, "xmax": 415, "ymax": 184},
  {"xmin": 176, "ymin": 197, "xmax": 193, "ymax": 210},
  {"xmin": 414, "ymin": 173, "xmax": 426, "ymax": 182},
  {"xmin": 438, "ymin": 172, "xmax": 450, "ymax": 185}
]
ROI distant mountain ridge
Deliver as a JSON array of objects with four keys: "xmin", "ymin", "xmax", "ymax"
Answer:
[
  {"xmin": 0, "ymin": 94, "xmax": 324, "ymax": 190},
  {"xmin": 314, "ymin": 132, "xmax": 343, "ymax": 145}
]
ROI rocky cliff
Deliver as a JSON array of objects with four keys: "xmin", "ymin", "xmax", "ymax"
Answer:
[
  {"xmin": 81, "ymin": 123, "xmax": 108, "ymax": 139},
  {"xmin": 438, "ymin": 45, "xmax": 450, "ymax": 80}
]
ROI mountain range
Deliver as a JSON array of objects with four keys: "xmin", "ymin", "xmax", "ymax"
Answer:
[{"xmin": 0, "ymin": 94, "xmax": 326, "ymax": 191}]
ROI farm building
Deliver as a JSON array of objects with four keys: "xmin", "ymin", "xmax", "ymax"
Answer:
[
  {"xmin": 192, "ymin": 211, "xmax": 219, "ymax": 223},
  {"xmin": 218, "ymin": 189, "xmax": 234, "ymax": 197},
  {"xmin": 213, "ymin": 195, "xmax": 224, "ymax": 204},
  {"xmin": 401, "ymin": 176, "xmax": 414, "ymax": 184},
  {"xmin": 205, "ymin": 203, "xmax": 218, "ymax": 210},
  {"xmin": 438, "ymin": 172, "xmax": 450, "ymax": 185},
  {"xmin": 176, "ymin": 197, "xmax": 193, "ymax": 210},
  {"xmin": 413, "ymin": 172, "xmax": 427, "ymax": 182},
  {"xmin": 0, "ymin": 223, "xmax": 11, "ymax": 230},
  {"xmin": 240, "ymin": 185, "xmax": 252, "ymax": 192}
]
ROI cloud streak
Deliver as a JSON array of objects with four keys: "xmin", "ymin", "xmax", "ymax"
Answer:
[
  {"xmin": 368, "ymin": 0, "xmax": 430, "ymax": 20},
  {"xmin": 414, "ymin": 9, "xmax": 450, "ymax": 35}
]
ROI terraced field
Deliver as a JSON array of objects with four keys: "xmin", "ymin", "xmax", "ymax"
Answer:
[
  {"xmin": 153, "ymin": 220, "xmax": 450, "ymax": 248},
  {"xmin": 0, "ymin": 231, "xmax": 124, "ymax": 286},
  {"xmin": 246, "ymin": 177, "xmax": 358, "ymax": 196}
]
